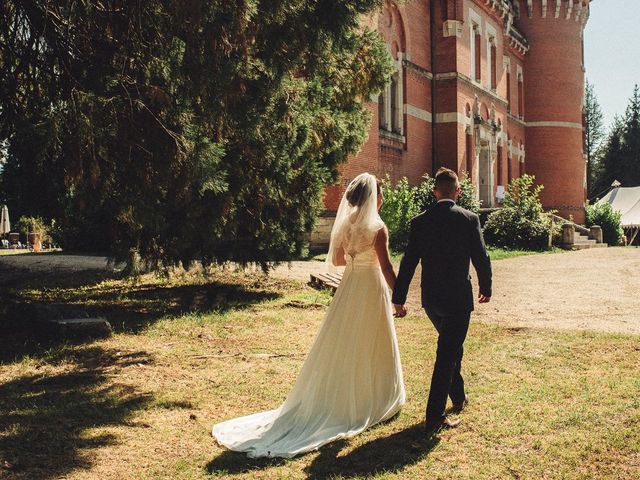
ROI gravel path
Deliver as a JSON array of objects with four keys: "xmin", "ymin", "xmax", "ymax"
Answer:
[
  {"xmin": 270, "ymin": 248, "xmax": 640, "ymax": 335},
  {"xmin": 2, "ymin": 248, "xmax": 638, "ymax": 335}
]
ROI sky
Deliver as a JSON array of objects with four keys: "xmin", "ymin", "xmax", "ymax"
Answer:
[{"xmin": 584, "ymin": 0, "xmax": 640, "ymax": 130}]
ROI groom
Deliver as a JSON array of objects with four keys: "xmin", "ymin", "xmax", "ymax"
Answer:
[{"xmin": 392, "ymin": 167, "xmax": 492, "ymax": 435}]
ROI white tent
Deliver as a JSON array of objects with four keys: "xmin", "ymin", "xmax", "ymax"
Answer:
[{"xmin": 597, "ymin": 185, "xmax": 640, "ymax": 243}]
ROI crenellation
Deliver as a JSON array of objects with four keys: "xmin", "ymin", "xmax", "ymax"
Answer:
[{"xmin": 565, "ymin": 0, "xmax": 573, "ymax": 20}]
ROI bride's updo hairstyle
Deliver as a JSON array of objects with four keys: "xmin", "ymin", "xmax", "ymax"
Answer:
[{"xmin": 346, "ymin": 175, "xmax": 380, "ymax": 207}]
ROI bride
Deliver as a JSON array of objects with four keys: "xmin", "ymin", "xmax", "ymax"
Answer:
[{"xmin": 212, "ymin": 173, "xmax": 405, "ymax": 458}]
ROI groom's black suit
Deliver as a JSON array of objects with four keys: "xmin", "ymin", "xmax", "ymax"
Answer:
[{"xmin": 392, "ymin": 200, "xmax": 492, "ymax": 426}]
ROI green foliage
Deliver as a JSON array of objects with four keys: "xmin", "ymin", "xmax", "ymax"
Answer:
[
  {"xmin": 585, "ymin": 201, "xmax": 625, "ymax": 246},
  {"xmin": 592, "ymin": 84, "xmax": 640, "ymax": 197},
  {"xmin": 380, "ymin": 174, "xmax": 480, "ymax": 251},
  {"xmin": 585, "ymin": 80, "xmax": 605, "ymax": 197},
  {"xmin": 0, "ymin": 0, "xmax": 392, "ymax": 269},
  {"xmin": 16, "ymin": 216, "xmax": 49, "ymax": 243},
  {"xmin": 415, "ymin": 173, "xmax": 481, "ymax": 213},
  {"xmin": 483, "ymin": 175, "xmax": 557, "ymax": 251},
  {"xmin": 379, "ymin": 177, "xmax": 421, "ymax": 251}
]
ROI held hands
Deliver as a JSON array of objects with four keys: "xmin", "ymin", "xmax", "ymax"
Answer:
[
  {"xmin": 393, "ymin": 304, "xmax": 407, "ymax": 318},
  {"xmin": 478, "ymin": 293, "xmax": 491, "ymax": 303}
]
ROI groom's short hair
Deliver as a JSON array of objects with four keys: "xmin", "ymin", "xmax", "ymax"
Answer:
[{"xmin": 434, "ymin": 168, "xmax": 459, "ymax": 195}]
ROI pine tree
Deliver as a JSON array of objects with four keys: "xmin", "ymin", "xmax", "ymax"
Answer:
[
  {"xmin": 584, "ymin": 80, "xmax": 605, "ymax": 197},
  {"xmin": 620, "ymin": 84, "xmax": 640, "ymax": 185},
  {"xmin": 592, "ymin": 117, "xmax": 624, "ymax": 198},
  {"xmin": 0, "ymin": 1, "xmax": 392, "ymax": 269}
]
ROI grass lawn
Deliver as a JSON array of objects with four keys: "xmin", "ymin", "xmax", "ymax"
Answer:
[{"xmin": 1, "ymin": 270, "xmax": 638, "ymax": 479}]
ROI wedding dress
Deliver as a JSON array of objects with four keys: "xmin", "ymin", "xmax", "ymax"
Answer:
[{"xmin": 212, "ymin": 173, "xmax": 405, "ymax": 458}]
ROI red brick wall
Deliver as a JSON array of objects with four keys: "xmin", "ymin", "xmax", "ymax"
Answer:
[
  {"xmin": 516, "ymin": 0, "xmax": 587, "ymax": 222},
  {"xmin": 322, "ymin": 0, "xmax": 588, "ymax": 226}
]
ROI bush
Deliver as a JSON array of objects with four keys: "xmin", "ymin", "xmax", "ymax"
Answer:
[
  {"xmin": 380, "ymin": 174, "xmax": 480, "ymax": 251},
  {"xmin": 585, "ymin": 201, "xmax": 624, "ymax": 245},
  {"xmin": 483, "ymin": 175, "xmax": 557, "ymax": 251},
  {"xmin": 379, "ymin": 177, "xmax": 422, "ymax": 251},
  {"xmin": 415, "ymin": 173, "xmax": 481, "ymax": 213},
  {"xmin": 16, "ymin": 216, "xmax": 51, "ymax": 244}
]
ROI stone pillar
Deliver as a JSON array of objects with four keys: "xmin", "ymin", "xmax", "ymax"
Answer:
[
  {"xmin": 589, "ymin": 225, "xmax": 603, "ymax": 243},
  {"xmin": 561, "ymin": 223, "xmax": 575, "ymax": 248}
]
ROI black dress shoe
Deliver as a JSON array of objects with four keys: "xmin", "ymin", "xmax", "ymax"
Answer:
[
  {"xmin": 424, "ymin": 416, "xmax": 462, "ymax": 436},
  {"xmin": 451, "ymin": 395, "xmax": 469, "ymax": 414}
]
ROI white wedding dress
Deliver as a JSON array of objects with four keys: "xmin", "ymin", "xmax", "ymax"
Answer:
[{"xmin": 212, "ymin": 217, "xmax": 405, "ymax": 458}]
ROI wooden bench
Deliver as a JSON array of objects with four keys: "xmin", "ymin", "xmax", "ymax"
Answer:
[{"xmin": 309, "ymin": 272, "xmax": 343, "ymax": 292}]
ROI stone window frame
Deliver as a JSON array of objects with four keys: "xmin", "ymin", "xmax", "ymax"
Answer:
[
  {"xmin": 516, "ymin": 64, "xmax": 524, "ymax": 117},
  {"xmin": 378, "ymin": 48, "xmax": 405, "ymax": 138},
  {"xmin": 468, "ymin": 8, "xmax": 483, "ymax": 84},
  {"xmin": 485, "ymin": 23, "xmax": 498, "ymax": 91},
  {"xmin": 503, "ymin": 55, "xmax": 512, "ymax": 113}
]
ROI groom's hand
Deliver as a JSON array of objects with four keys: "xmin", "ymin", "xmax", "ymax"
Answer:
[
  {"xmin": 478, "ymin": 294, "xmax": 491, "ymax": 303},
  {"xmin": 393, "ymin": 304, "xmax": 407, "ymax": 318}
]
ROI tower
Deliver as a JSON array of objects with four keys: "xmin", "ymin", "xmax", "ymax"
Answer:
[{"xmin": 515, "ymin": 0, "xmax": 591, "ymax": 223}]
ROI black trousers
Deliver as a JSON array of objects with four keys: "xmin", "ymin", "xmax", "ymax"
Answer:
[{"xmin": 424, "ymin": 305, "xmax": 471, "ymax": 424}]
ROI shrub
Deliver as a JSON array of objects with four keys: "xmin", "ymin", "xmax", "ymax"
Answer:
[
  {"xmin": 16, "ymin": 216, "xmax": 51, "ymax": 243},
  {"xmin": 415, "ymin": 173, "xmax": 481, "ymax": 213},
  {"xmin": 483, "ymin": 175, "xmax": 557, "ymax": 251},
  {"xmin": 380, "ymin": 173, "xmax": 480, "ymax": 251},
  {"xmin": 585, "ymin": 201, "xmax": 624, "ymax": 245},
  {"xmin": 379, "ymin": 177, "xmax": 421, "ymax": 251}
]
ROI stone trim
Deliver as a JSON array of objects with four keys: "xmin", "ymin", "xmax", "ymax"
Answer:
[
  {"xmin": 404, "ymin": 104, "xmax": 432, "ymax": 123},
  {"xmin": 435, "ymin": 72, "xmax": 508, "ymax": 107},
  {"xmin": 379, "ymin": 129, "xmax": 406, "ymax": 143},
  {"xmin": 443, "ymin": 20, "xmax": 463, "ymax": 38},
  {"xmin": 526, "ymin": 121, "xmax": 583, "ymax": 129},
  {"xmin": 435, "ymin": 112, "xmax": 467, "ymax": 124},
  {"xmin": 507, "ymin": 112, "xmax": 526, "ymax": 127},
  {"xmin": 402, "ymin": 59, "xmax": 433, "ymax": 80}
]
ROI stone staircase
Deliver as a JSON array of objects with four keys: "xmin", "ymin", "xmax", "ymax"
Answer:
[
  {"xmin": 558, "ymin": 219, "xmax": 608, "ymax": 250},
  {"xmin": 572, "ymin": 230, "xmax": 608, "ymax": 249}
]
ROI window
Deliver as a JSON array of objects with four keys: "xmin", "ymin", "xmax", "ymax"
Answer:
[
  {"xmin": 391, "ymin": 73, "xmax": 401, "ymax": 134},
  {"xmin": 378, "ymin": 52, "xmax": 404, "ymax": 136},
  {"xmin": 517, "ymin": 73, "xmax": 524, "ymax": 118},
  {"xmin": 506, "ymin": 69, "xmax": 511, "ymax": 113},
  {"xmin": 466, "ymin": 128, "xmax": 474, "ymax": 175},
  {"xmin": 474, "ymin": 27, "xmax": 481, "ymax": 82},
  {"xmin": 490, "ymin": 40, "xmax": 497, "ymax": 90},
  {"xmin": 507, "ymin": 136, "xmax": 512, "ymax": 183},
  {"xmin": 378, "ymin": 92, "xmax": 387, "ymax": 130}
]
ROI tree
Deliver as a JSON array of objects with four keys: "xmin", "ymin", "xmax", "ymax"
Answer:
[
  {"xmin": 592, "ymin": 85, "xmax": 640, "ymax": 197},
  {"xmin": 620, "ymin": 84, "xmax": 640, "ymax": 185},
  {"xmin": 0, "ymin": 1, "xmax": 392, "ymax": 269},
  {"xmin": 584, "ymin": 80, "xmax": 605, "ymax": 197}
]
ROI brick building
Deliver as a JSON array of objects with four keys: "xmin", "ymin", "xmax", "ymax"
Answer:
[{"xmin": 313, "ymin": 0, "xmax": 591, "ymax": 245}]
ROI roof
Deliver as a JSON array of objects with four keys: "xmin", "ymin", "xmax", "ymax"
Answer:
[{"xmin": 597, "ymin": 186, "xmax": 640, "ymax": 228}]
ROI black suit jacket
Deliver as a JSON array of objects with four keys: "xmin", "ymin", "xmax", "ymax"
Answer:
[{"xmin": 392, "ymin": 200, "xmax": 492, "ymax": 313}]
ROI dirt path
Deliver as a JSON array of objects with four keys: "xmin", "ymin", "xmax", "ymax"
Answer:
[
  {"xmin": 270, "ymin": 248, "xmax": 640, "ymax": 335},
  {"xmin": 2, "ymin": 248, "xmax": 639, "ymax": 334}
]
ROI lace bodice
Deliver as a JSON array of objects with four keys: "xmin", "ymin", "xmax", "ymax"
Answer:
[{"xmin": 341, "ymin": 222, "xmax": 381, "ymax": 268}]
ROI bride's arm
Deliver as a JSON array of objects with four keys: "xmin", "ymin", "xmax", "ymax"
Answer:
[
  {"xmin": 332, "ymin": 245, "xmax": 347, "ymax": 266},
  {"xmin": 374, "ymin": 226, "xmax": 396, "ymax": 290}
]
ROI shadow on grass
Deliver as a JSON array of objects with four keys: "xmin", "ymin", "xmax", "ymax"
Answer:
[
  {"xmin": 0, "ymin": 269, "xmax": 284, "ymax": 363},
  {"xmin": 0, "ymin": 346, "xmax": 153, "ymax": 479},
  {"xmin": 205, "ymin": 424, "xmax": 437, "ymax": 478}
]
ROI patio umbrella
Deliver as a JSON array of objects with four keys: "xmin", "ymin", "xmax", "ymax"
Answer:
[{"xmin": 0, "ymin": 205, "xmax": 10, "ymax": 235}]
